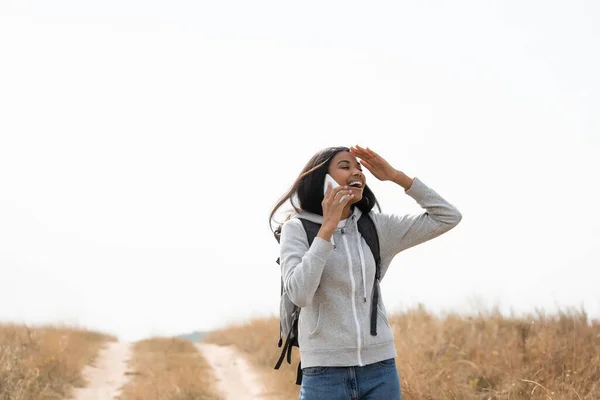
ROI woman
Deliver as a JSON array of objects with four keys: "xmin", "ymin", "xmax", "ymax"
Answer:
[{"xmin": 269, "ymin": 145, "xmax": 462, "ymax": 399}]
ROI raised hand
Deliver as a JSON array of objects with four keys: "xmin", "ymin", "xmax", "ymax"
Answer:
[{"xmin": 349, "ymin": 145, "xmax": 399, "ymax": 182}]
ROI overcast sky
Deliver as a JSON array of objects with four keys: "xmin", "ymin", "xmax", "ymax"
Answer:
[{"xmin": 1, "ymin": 1, "xmax": 598, "ymax": 342}]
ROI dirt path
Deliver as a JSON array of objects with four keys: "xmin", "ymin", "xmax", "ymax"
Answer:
[
  {"xmin": 196, "ymin": 343, "xmax": 269, "ymax": 400},
  {"xmin": 71, "ymin": 341, "xmax": 132, "ymax": 400}
]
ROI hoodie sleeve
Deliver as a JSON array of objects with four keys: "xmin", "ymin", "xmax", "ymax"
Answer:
[
  {"xmin": 370, "ymin": 177, "xmax": 462, "ymax": 266},
  {"xmin": 279, "ymin": 218, "xmax": 333, "ymax": 308}
]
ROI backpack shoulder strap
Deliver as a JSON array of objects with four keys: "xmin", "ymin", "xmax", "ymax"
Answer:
[
  {"xmin": 357, "ymin": 212, "xmax": 382, "ymax": 336},
  {"xmin": 298, "ymin": 218, "xmax": 321, "ymax": 247},
  {"xmin": 357, "ymin": 212, "xmax": 381, "ymax": 270}
]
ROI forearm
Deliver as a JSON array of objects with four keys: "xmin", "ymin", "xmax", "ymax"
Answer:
[
  {"xmin": 372, "ymin": 176, "xmax": 462, "ymax": 258},
  {"xmin": 282, "ymin": 241, "xmax": 330, "ymax": 307}
]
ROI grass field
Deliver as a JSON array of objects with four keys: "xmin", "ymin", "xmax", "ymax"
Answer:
[
  {"xmin": 0, "ymin": 323, "xmax": 116, "ymax": 400},
  {"xmin": 119, "ymin": 337, "xmax": 222, "ymax": 400}
]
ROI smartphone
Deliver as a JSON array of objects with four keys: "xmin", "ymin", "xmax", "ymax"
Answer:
[{"xmin": 324, "ymin": 174, "xmax": 349, "ymax": 203}]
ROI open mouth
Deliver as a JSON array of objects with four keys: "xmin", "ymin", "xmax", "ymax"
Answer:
[{"xmin": 348, "ymin": 181, "xmax": 364, "ymax": 189}]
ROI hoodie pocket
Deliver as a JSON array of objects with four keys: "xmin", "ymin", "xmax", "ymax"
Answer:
[
  {"xmin": 308, "ymin": 303, "xmax": 322, "ymax": 337},
  {"xmin": 377, "ymin": 305, "xmax": 391, "ymax": 328},
  {"xmin": 363, "ymin": 304, "xmax": 395, "ymax": 347}
]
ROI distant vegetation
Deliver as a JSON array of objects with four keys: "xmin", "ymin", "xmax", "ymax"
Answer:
[
  {"xmin": 120, "ymin": 337, "xmax": 221, "ymax": 400},
  {"xmin": 204, "ymin": 306, "xmax": 600, "ymax": 400},
  {"xmin": 0, "ymin": 323, "xmax": 116, "ymax": 400},
  {"xmin": 177, "ymin": 330, "xmax": 211, "ymax": 343}
]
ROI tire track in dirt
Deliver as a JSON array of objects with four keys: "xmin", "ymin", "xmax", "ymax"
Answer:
[
  {"xmin": 196, "ymin": 343, "xmax": 271, "ymax": 400},
  {"xmin": 71, "ymin": 341, "xmax": 132, "ymax": 400}
]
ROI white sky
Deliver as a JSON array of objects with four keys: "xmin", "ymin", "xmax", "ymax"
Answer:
[{"xmin": 0, "ymin": 1, "xmax": 598, "ymax": 342}]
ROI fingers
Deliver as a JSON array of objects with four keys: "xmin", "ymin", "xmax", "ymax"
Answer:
[
  {"xmin": 367, "ymin": 148, "xmax": 383, "ymax": 162},
  {"xmin": 331, "ymin": 185, "xmax": 349, "ymax": 193},
  {"xmin": 324, "ymin": 182, "xmax": 332, "ymax": 198},
  {"xmin": 351, "ymin": 144, "xmax": 371, "ymax": 155},
  {"xmin": 364, "ymin": 146, "xmax": 382, "ymax": 161},
  {"xmin": 324, "ymin": 184, "xmax": 353, "ymax": 202},
  {"xmin": 332, "ymin": 187, "xmax": 353, "ymax": 203},
  {"xmin": 350, "ymin": 145, "xmax": 367, "ymax": 157},
  {"xmin": 325, "ymin": 183, "xmax": 348, "ymax": 195},
  {"xmin": 352, "ymin": 144, "xmax": 379, "ymax": 158},
  {"xmin": 359, "ymin": 159, "xmax": 374, "ymax": 171},
  {"xmin": 324, "ymin": 186, "xmax": 354, "ymax": 206},
  {"xmin": 340, "ymin": 191, "xmax": 355, "ymax": 205},
  {"xmin": 333, "ymin": 192, "xmax": 354, "ymax": 206},
  {"xmin": 350, "ymin": 145, "xmax": 379, "ymax": 163}
]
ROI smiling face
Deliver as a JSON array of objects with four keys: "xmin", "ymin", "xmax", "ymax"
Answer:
[{"xmin": 327, "ymin": 150, "xmax": 366, "ymax": 204}]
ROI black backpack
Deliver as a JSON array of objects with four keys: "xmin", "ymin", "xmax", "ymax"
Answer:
[{"xmin": 273, "ymin": 213, "xmax": 382, "ymax": 385}]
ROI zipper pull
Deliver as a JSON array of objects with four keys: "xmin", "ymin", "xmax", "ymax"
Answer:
[{"xmin": 364, "ymin": 296, "xmax": 367, "ymax": 303}]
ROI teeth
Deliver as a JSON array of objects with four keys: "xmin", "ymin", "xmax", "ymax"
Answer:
[{"xmin": 349, "ymin": 181, "xmax": 363, "ymax": 187}]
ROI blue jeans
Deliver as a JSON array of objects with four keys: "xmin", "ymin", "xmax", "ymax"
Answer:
[{"xmin": 299, "ymin": 358, "xmax": 401, "ymax": 400}]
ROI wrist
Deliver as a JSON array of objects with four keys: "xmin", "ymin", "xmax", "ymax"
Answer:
[
  {"xmin": 317, "ymin": 223, "xmax": 336, "ymax": 241},
  {"xmin": 392, "ymin": 170, "xmax": 414, "ymax": 190}
]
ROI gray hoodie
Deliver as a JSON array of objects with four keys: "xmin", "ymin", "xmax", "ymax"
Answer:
[{"xmin": 279, "ymin": 177, "xmax": 462, "ymax": 368}]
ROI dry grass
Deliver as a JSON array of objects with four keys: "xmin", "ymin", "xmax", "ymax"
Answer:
[
  {"xmin": 0, "ymin": 323, "xmax": 116, "ymax": 400},
  {"xmin": 119, "ymin": 337, "xmax": 222, "ymax": 400},
  {"xmin": 205, "ymin": 306, "xmax": 600, "ymax": 400}
]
